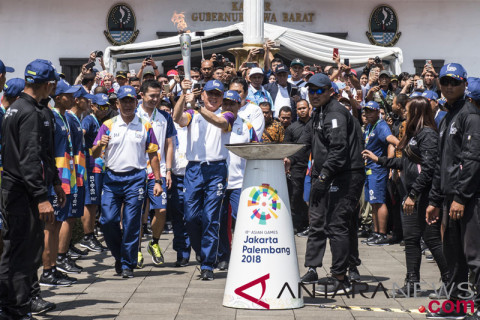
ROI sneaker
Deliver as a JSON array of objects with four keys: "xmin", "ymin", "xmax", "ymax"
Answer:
[
  {"xmin": 79, "ymin": 237, "xmax": 103, "ymax": 252},
  {"xmin": 68, "ymin": 245, "xmax": 88, "ymax": 259},
  {"xmin": 300, "ymin": 269, "xmax": 318, "ymax": 284},
  {"xmin": 358, "ymin": 225, "xmax": 371, "ymax": 238},
  {"xmin": 147, "ymin": 242, "xmax": 164, "ymax": 265},
  {"xmin": 143, "ymin": 224, "xmax": 152, "ymax": 237},
  {"xmin": 56, "ymin": 257, "xmax": 82, "ymax": 274},
  {"xmin": 367, "ymin": 234, "xmax": 390, "ymax": 246},
  {"xmin": 361, "ymin": 232, "xmax": 379, "ymax": 244},
  {"xmin": 115, "ymin": 260, "xmax": 122, "ymax": 275},
  {"xmin": 39, "ymin": 271, "xmax": 73, "ymax": 287},
  {"xmin": 31, "ymin": 296, "xmax": 56, "ymax": 315},
  {"xmin": 296, "ymin": 226, "xmax": 310, "ymax": 237},
  {"xmin": 348, "ymin": 266, "xmax": 361, "ymax": 282},
  {"xmin": 426, "ymin": 308, "xmax": 466, "ymax": 319},
  {"xmin": 200, "ymin": 269, "xmax": 214, "ymax": 281},
  {"xmin": 92, "ymin": 236, "xmax": 108, "ymax": 251},
  {"xmin": 425, "ymin": 253, "xmax": 434, "ymax": 262},
  {"xmin": 315, "ymin": 276, "xmax": 352, "ymax": 295},
  {"xmin": 175, "ymin": 258, "xmax": 189, "ymax": 267},
  {"xmin": 18, "ymin": 314, "xmax": 37, "ymax": 320},
  {"xmin": 122, "ymin": 269, "xmax": 134, "ymax": 278},
  {"xmin": 217, "ymin": 261, "xmax": 229, "ymax": 270},
  {"xmin": 55, "ymin": 269, "xmax": 77, "ymax": 284},
  {"xmin": 400, "ymin": 240, "xmax": 405, "ymax": 246},
  {"xmin": 162, "ymin": 222, "xmax": 174, "ymax": 234},
  {"xmin": 137, "ymin": 251, "xmax": 144, "ymax": 269},
  {"xmin": 465, "ymin": 310, "xmax": 480, "ymax": 320},
  {"xmin": 421, "ymin": 238, "xmax": 427, "ymax": 254}
]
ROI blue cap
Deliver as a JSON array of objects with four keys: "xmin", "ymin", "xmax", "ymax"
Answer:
[
  {"xmin": 307, "ymin": 73, "xmax": 331, "ymax": 88},
  {"xmin": 74, "ymin": 86, "xmax": 95, "ymax": 100},
  {"xmin": 203, "ymin": 80, "xmax": 224, "ymax": 92},
  {"xmin": 437, "ymin": 97, "xmax": 447, "ymax": 106},
  {"xmin": 421, "ymin": 90, "xmax": 439, "ymax": 100},
  {"xmin": 466, "ymin": 77, "xmax": 480, "ymax": 101},
  {"xmin": 93, "ymin": 93, "xmax": 110, "ymax": 106},
  {"xmin": 223, "ymin": 90, "xmax": 241, "ymax": 103},
  {"xmin": 409, "ymin": 91, "xmax": 423, "ymax": 98},
  {"xmin": 117, "ymin": 85, "xmax": 137, "ymax": 99},
  {"xmin": 0, "ymin": 59, "xmax": 14, "ymax": 74},
  {"xmin": 331, "ymin": 82, "xmax": 339, "ymax": 94},
  {"xmin": 25, "ymin": 59, "xmax": 58, "ymax": 83},
  {"xmin": 439, "ymin": 63, "xmax": 467, "ymax": 81},
  {"xmin": 3, "ymin": 78, "xmax": 25, "ymax": 98},
  {"xmin": 55, "ymin": 80, "xmax": 81, "ymax": 96},
  {"xmin": 363, "ymin": 101, "xmax": 380, "ymax": 110}
]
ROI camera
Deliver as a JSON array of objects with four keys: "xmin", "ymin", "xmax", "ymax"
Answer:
[
  {"xmin": 374, "ymin": 56, "xmax": 381, "ymax": 64},
  {"xmin": 216, "ymin": 54, "xmax": 224, "ymax": 62},
  {"xmin": 94, "ymin": 50, "xmax": 103, "ymax": 58}
]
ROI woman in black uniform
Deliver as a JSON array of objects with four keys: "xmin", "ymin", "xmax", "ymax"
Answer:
[{"xmin": 362, "ymin": 96, "xmax": 450, "ymax": 295}]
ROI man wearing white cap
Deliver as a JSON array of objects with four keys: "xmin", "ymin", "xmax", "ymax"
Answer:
[{"xmin": 245, "ymin": 67, "xmax": 274, "ymax": 111}]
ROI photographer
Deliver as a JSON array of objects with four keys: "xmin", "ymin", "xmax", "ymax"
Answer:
[
  {"xmin": 137, "ymin": 57, "xmax": 160, "ymax": 83},
  {"xmin": 366, "ymin": 70, "xmax": 395, "ymax": 113}
]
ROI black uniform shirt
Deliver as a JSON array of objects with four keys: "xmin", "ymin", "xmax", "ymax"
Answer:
[{"xmin": 284, "ymin": 117, "xmax": 309, "ymax": 171}]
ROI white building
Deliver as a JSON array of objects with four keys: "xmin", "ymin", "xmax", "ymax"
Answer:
[{"xmin": 1, "ymin": 0, "xmax": 479, "ymax": 83}]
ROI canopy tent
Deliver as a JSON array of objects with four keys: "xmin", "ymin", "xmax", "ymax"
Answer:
[{"xmin": 104, "ymin": 22, "xmax": 403, "ymax": 74}]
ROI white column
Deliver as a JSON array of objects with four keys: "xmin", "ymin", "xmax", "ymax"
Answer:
[{"xmin": 243, "ymin": 0, "xmax": 264, "ymax": 46}]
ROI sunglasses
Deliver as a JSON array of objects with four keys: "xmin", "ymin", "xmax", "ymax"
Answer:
[
  {"xmin": 99, "ymin": 105, "xmax": 109, "ymax": 111},
  {"xmin": 308, "ymin": 87, "xmax": 326, "ymax": 95},
  {"xmin": 440, "ymin": 77, "xmax": 463, "ymax": 87}
]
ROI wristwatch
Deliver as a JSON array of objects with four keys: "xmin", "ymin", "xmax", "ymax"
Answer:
[
  {"xmin": 155, "ymin": 179, "xmax": 163, "ymax": 186},
  {"xmin": 408, "ymin": 190, "xmax": 418, "ymax": 202},
  {"xmin": 153, "ymin": 66, "xmax": 158, "ymax": 70}
]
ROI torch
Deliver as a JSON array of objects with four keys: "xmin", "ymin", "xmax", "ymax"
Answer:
[{"xmin": 179, "ymin": 33, "xmax": 192, "ymax": 108}]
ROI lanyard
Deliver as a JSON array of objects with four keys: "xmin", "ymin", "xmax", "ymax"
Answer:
[
  {"xmin": 52, "ymin": 108, "xmax": 74, "ymax": 159},
  {"xmin": 0, "ymin": 105, "xmax": 5, "ymax": 114},
  {"xmin": 91, "ymin": 114, "xmax": 100, "ymax": 128},
  {"xmin": 67, "ymin": 110, "xmax": 86, "ymax": 149},
  {"xmin": 365, "ymin": 119, "xmax": 381, "ymax": 147}
]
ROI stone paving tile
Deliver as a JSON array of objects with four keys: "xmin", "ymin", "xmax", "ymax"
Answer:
[{"xmin": 33, "ymin": 233, "xmax": 443, "ymax": 319}]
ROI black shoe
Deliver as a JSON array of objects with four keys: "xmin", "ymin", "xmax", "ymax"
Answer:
[
  {"xmin": 122, "ymin": 269, "xmax": 134, "ymax": 278},
  {"xmin": 55, "ymin": 269, "xmax": 77, "ymax": 284},
  {"xmin": 56, "ymin": 257, "xmax": 82, "ymax": 274},
  {"xmin": 300, "ymin": 269, "xmax": 318, "ymax": 284},
  {"xmin": 217, "ymin": 261, "xmax": 229, "ymax": 270},
  {"xmin": 39, "ymin": 271, "xmax": 73, "ymax": 287},
  {"xmin": 79, "ymin": 237, "xmax": 103, "ymax": 252},
  {"xmin": 143, "ymin": 224, "xmax": 152, "ymax": 237},
  {"xmin": 115, "ymin": 260, "xmax": 122, "ymax": 275},
  {"xmin": 315, "ymin": 276, "xmax": 352, "ymax": 295},
  {"xmin": 400, "ymin": 240, "xmax": 405, "ymax": 246},
  {"xmin": 200, "ymin": 269, "xmax": 214, "ymax": 281},
  {"xmin": 18, "ymin": 314, "xmax": 37, "ymax": 320},
  {"xmin": 31, "ymin": 296, "xmax": 56, "ymax": 315},
  {"xmin": 426, "ymin": 308, "xmax": 466, "ymax": 319},
  {"xmin": 174, "ymin": 258, "xmax": 189, "ymax": 267},
  {"xmin": 296, "ymin": 226, "xmax": 310, "ymax": 237},
  {"xmin": 367, "ymin": 234, "xmax": 390, "ymax": 246},
  {"xmin": 426, "ymin": 253, "xmax": 434, "ymax": 261},
  {"xmin": 358, "ymin": 225, "xmax": 371, "ymax": 238},
  {"xmin": 69, "ymin": 244, "xmax": 89, "ymax": 256},
  {"xmin": 465, "ymin": 311, "xmax": 480, "ymax": 320},
  {"xmin": 421, "ymin": 238, "xmax": 427, "ymax": 253},
  {"xmin": 361, "ymin": 232, "xmax": 379, "ymax": 244},
  {"xmin": 389, "ymin": 234, "xmax": 403, "ymax": 245},
  {"xmin": 348, "ymin": 267, "xmax": 361, "ymax": 282},
  {"xmin": 393, "ymin": 273, "xmax": 420, "ymax": 298}
]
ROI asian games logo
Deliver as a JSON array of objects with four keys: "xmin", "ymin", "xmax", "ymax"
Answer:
[{"xmin": 248, "ymin": 184, "xmax": 281, "ymax": 225}]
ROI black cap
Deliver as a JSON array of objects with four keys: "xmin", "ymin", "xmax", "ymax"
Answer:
[
  {"xmin": 116, "ymin": 71, "xmax": 128, "ymax": 78},
  {"xmin": 307, "ymin": 73, "xmax": 331, "ymax": 88},
  {"xmin": 379, "ymin": 70, "xmax": 391, "ymax": 78},
  {"xmin": 275, "ymin": 64, "xmax": 289, "ymax": 74}
]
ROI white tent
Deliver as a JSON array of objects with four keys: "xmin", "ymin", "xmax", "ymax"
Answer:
[{"xmin": 104, "ymin": 22, "xmax": 403, "ymax": 74}]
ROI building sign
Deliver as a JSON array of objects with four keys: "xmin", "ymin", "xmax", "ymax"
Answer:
[
  {"xmin": 104, "ymin": 3, "xmax": 140, "ymax": 46},
  {"xmin": 191, "ymin": 1, "xmax": 314, "ymax": 23},
  {"xmin": 366, "ymin": 4, "xmax": 401, "ymax": 47}
]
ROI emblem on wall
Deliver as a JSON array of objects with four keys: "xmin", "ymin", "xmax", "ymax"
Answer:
[
  {"xmin": 366, "ymin": 4, "xmax": 401, "ymax": 47},
  {"xmin": 104, "ymin": 3, "xmax": 139, "ymax": 46}
]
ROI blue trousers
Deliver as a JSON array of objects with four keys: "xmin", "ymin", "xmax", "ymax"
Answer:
[
  {"xmin": 100, "ymin": 169, "xmax": 146, "ymax": 270},
  {"xmin": 218, "ymin": 188, "xmax": 241, "ymax": 263},
  {"xmin": 184, "ymin": 161, "xmax": 227, "ymax": 271},
  {"xmin": 169, "ymin": 174, "xmax": 191, "ymax": 261}
]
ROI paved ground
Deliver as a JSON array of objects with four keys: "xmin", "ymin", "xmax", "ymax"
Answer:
[{"xmin": 36, "ymin": 232, "xmax": 440, "ymax": 320}]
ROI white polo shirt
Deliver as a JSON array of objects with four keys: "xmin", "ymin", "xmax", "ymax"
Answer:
[
  {"xmin": 183, "ymin": 108, "xmax": 235, "ymax": 162},
  {"xmin": 237, "ymin": 103, "xmax": 265, "ymax": 138},
  {"xmin": 227, "ymin": 117, "xmax": 259, "ymax": 189},
  {"xmin": 274, "ymin": 85, "xmax": 291, "ymax": 118},
  {"xmin": 172, "ymin": 123, "xmax": 188, "ymax": 176},
  {"xmin": 93, "ymin": 115, "xmax": 158, "ymax": 172},
  {"xmin": 137, "ymin": 106, "xmax": 176, "ymax": 178}
]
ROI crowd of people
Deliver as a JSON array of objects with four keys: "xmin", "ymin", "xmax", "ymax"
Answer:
[{"xmin": 0, "ymin": 41, "xmax": 479, "ymax": 320}]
